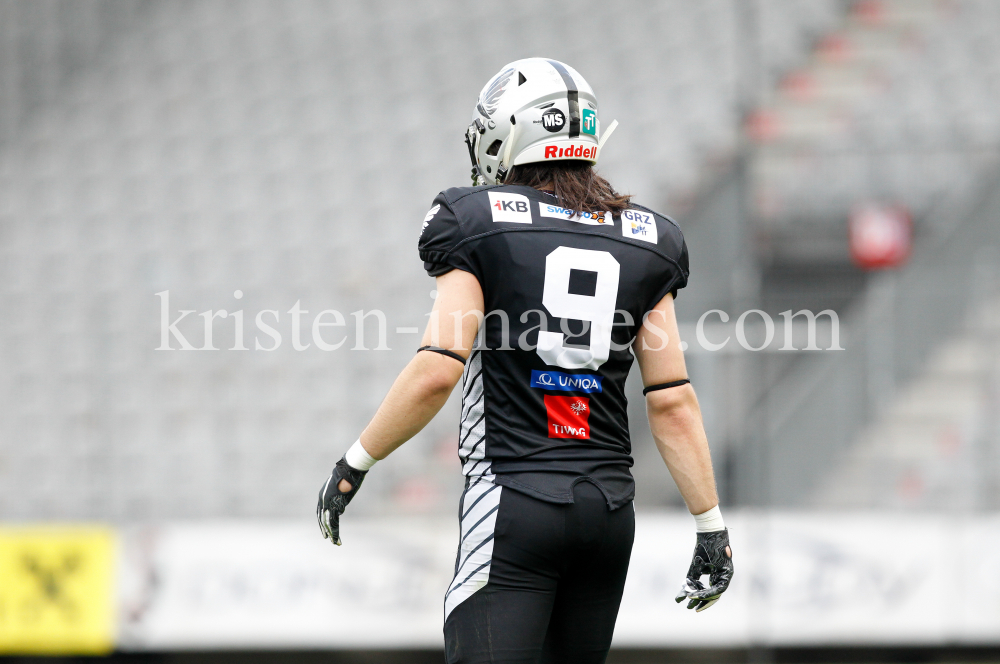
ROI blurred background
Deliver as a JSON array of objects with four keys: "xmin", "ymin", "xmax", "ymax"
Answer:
[{"xmin": 0, "ymin": 0, "xmax": 998, "ymax": 661}]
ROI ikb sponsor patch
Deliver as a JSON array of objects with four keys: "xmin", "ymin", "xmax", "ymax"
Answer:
[
  {"xmin": 530, "ymin": 370, "xmax": 603, "ymax": 393},
  {"xmin": 621, "ymin": 208, "xmax": 657, "ymax": 243},
  {"xmin": 545, "ymin": 395, "xmax": 591, "ymax": 439},
  {"xmin": 488, "ymin": 192, "xmax": 532, "ymax": 223},
  {"xmin": 538, "ymin": 203, "xmax": 611, "ymax": 226}
]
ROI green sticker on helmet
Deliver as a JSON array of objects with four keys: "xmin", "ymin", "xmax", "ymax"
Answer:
[{"xmin": 581, "ymin": 108, "xmax": 597, "ymax": 136}]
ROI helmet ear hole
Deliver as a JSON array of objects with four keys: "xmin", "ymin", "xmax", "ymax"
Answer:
[{"xmin": 485, "ymin": 140, "xmax": 503, "ymax": 156}]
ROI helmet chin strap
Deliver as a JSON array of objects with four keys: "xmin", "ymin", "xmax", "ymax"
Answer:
[
  {"xmin": 496, "ymin": 121, "xmax": 519, "ymax": 184},
  {"xmin": 597, "ymin": 119, "xmax": 618, "ymax": 158},
  {"xmin": 465, "ymin": 122, "xmax": 487, "ymax": 186}
]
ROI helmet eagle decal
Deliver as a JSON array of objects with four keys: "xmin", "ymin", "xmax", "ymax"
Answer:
[{"xmin": 479, "ymin": 67, "xmax": 514, "ymax": 117}]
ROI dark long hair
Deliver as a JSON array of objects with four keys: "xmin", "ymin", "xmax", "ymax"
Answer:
[{"xmin": 505, "ymin": 160, "xmax": 631, "ymax": 215}]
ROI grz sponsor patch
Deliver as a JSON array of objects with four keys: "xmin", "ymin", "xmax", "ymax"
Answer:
[
  {"xmin": 621, "ymin": 208, "xmax": 658, "ymax": 243},
  {"xmin": 488, "ymin": 192, "xmax": 532, "ymax": 224},
  {"xmin": 545, "ymin": 395, "xmax": 591, "ymax": 439},
  {"xmin": 538, "ymin": 203, "xmax": 611, "ymax": 226},
  {"xmin": 531, "ymin": 370, "xmax": 603, "ymax": 393}
]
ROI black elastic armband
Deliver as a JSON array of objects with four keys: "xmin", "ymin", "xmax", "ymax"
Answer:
[
  {"xmin": 417, "ymin": 345, "xmax": 467, "ymax": 365},
  {"xmin": 642, "ymin": 378, "xmax": 690, "ymax": 396}
]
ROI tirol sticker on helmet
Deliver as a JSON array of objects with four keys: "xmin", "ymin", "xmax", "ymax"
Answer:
[
  {"xmin": 540, "ymin": 108, "xmax": 566, "ymax": 133},
  {"xmin": 582, "ymin": 108, "xmax": 597, "ymax": 136},
  {"xmin": 479, "ymin": 67, "xmax": 514, "ymax": 117}
]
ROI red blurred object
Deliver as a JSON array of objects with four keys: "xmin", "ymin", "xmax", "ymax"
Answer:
[
  {"xmin": 817, "ymin": 33, "xmax": 851, "ymax": 62},
  {"xmin": 745, "ymin": 110, "xmax": 779, "ymax": 142},
  {"xmin": 849, "ymin": 203, "xmax": 912, "ymax": 270},
  {"xmin": 853, "ymin": 0, "xmax": 885, "ymax": 25},
  {"xmin": 780, "ymin": 71, "xmax": 815, "ymax": 100}
]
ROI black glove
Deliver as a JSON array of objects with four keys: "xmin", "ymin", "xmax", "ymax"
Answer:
[
  {"xmin": 675, "ymin": 529, "xmax": 733, "ymax": 612},
  {"xmin": 316, "ymin": 457, "xmax": 368, "ymax": 546}
]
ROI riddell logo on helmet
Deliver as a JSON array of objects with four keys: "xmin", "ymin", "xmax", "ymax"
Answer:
[{"xmin": 544, "ymin": 145, "xmax": 595, "ymax": 159}]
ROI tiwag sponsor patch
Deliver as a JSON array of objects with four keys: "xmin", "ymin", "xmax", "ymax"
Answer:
[
  {"xmin": 530, "ymin": 370, "xmax": 603, "ymax": 393},
  {"xmin": 621, "ymin": 208, "xmax": 657, "ymax": 243},
  {"xmin": 545, "ymin": 395, "xmax": 591, "ymax": 439},
  {"xmin": 538, "ymin": 203, "xmax": 611, "ymax": 226},
  {"xmin": 488, "ymin": 192, "xmax": 532, "ymax": 223}
]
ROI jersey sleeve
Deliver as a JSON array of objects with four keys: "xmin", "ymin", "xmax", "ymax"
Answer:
[
  {"xmin": 644, "ymin": 216, "xmax": 690, "ymax": 311},
  {"xmin": 417, "ymin": 192, "xmax": 473, "ymax": 277}
]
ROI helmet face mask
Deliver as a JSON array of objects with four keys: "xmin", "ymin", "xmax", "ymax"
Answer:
[{"xmin": 466, "ymin": 58, "xmax": 603, "ymax": 186}]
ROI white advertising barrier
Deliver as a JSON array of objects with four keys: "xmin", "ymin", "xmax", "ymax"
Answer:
[
  {"xmin": 117, "ymin": 519, "xmax": 457, "ymax": 650},
  {"xmin": 117, "ymin": 512, "xmax": 1000, "ymax": 650}
]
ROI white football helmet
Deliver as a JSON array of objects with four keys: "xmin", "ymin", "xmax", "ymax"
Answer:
[{"xmin": 464, "ymin": 58, "xmax": 618, "ymax": 185}]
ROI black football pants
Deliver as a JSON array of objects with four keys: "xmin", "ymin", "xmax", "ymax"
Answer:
[{"xmin": 444, "ymin": 480, "xmax": 635, "ymax": 664}]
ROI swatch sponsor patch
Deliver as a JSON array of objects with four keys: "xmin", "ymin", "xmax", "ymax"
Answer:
[{"xmin": 538, "ymin": 203, "xmax": 611, "ymax": 226}]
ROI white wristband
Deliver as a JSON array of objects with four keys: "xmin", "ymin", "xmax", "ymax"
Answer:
[
  {"xmin": 693, "ymin": 505, "xmax": 725, "ymax": 533},
  {"xmin": 344, "ymin": 440, "xmax": 378, "ymax": 471}
]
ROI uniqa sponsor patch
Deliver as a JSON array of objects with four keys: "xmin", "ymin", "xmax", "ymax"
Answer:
[
  {"xmin": 621, "ymin": 208, "xmax": 657, "ymax": 244},
  {"xmin": 531, "ymin": 370, "xmax": 603, "ymax": 393},
  {"xmin": 538, "ymin": 203, "xmax": 611, "ymax": 226}
]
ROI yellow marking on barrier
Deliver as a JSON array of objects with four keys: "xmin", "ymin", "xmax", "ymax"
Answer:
[{"xmin": 0, "ymin": 526, "xmax": 115, "ymax": 654}]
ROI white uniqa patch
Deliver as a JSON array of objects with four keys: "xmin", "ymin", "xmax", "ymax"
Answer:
[
  {"xmin": 538, "ymin": 202, "xmax": 611, "ymax": 226},
  {"xmin": 488, "ymin": 192, "xmax": 532, "ymax": 224},
  {"xmin": 621, "ymin": 208, "xmax": 658, "ymax": 243}
]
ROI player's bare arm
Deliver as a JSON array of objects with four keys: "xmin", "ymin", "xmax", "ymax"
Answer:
[
  {"xmin": 317, "ymin": 268, "xmax": 482, "ymax": 544},
  {"xmin": 634, "ymin": 292, "xmax": 734, "ymax": 612},
  {"xmin": 633, "ymin": 293, "xmax": 718, "ymax": 514},
  {"xmin": 357, "ymin": 268, "xmax": 483, "ymax": 461}
]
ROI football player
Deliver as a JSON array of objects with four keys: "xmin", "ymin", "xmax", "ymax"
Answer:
[{"xmin": 318, "ymin": 58, "xmax": 733, "ymax": 663}]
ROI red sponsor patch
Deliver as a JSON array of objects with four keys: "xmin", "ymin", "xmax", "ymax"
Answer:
[{"xmin": 544, "ymin": 395, "xmax": 590, "ymax": 439}]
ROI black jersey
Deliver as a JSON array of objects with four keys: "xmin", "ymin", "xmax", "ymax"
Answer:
[{"xmin": 418, "ymin": 184, "xmax": 689, "ymax": 509}]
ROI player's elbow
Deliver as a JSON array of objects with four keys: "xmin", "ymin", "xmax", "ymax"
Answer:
[
  {"xmin": 645, "ymin": 382, "xmax": 699, "ymax": 421},
  {"xmin": 418, "ymin": 361, "xmax": 463, "ymax": 398}
]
